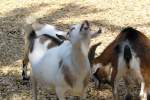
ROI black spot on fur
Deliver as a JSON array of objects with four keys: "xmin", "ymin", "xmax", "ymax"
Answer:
[
  {"xmin": 59, "ymin": 60, "xmax": 63, "ymax": 68},
  {"xmin": 125, "ymin": 93, "xmax": 132, "ymax": 100},
  {"xmin": 88, "ymin": 42, "xmax": 101, "ymax": 66},
  {"xmin": 124, "ymin": 45, "xmax": 132, "ymax": 67},
  {"xmin": 28, "ymin": 30, "xmax": 36, "ymax": 41},
  {"xmin": 115, "ymin": 44, "xmax": 132, "ymax": 69},
  {"xmin": 28, "ymin": 30, "xmax": 36, "ymax": 52},
  {"xmin": 147, "ymin": 94, "xmax": 150, "ymax": 100},
  {"xmin": 115, "ymin": 44, "xmax": 121, "ymax": 54},
  {"xmin": 29, "ymin": 39, "xmax": 35, "ymax": 53},
  {"xmin": 42, "ymin": 34, "xmax": 63, "ymax": 45},
  {"xmin": 80, "ymin": 20, "xmax": 89, "ymax": 31},
  {"xmin": 56, "ymin": 34, "xmax": 67, "ymax": 41},
  {"xmin": 121, "ymin": 27, "xmax": 139, "ymax": 42}
]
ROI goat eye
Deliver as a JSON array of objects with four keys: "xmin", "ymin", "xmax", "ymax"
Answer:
[
  {"xmin": 70, "ymin": 27, "xmax": 75, "ymax": 31},
  {"xmin": 84, "ymin": 27, "xmax": 89, "ymax": 30},
  {"xmin": 66, "ymin": 31, "xmax": 69, "ymax": 35},
  {"xmin": 67, "ymin": 32, "xmax": 71, "ymax": 38},
  {"xmin": 67, "ymin": 27, "xmax": 75, "ymax": 37}
]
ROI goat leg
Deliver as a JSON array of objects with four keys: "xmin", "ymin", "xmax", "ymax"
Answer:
[
  {"xmin": 22, "ymin": 56, "xmax": 30, "ymax": 81},
  {"xmin": 123, "ymin": 76, "xmax": 132, "ymax": 100},
  {"xmin": 56, "ymin": 87, "xmax": 66, "ymax": 100},
  {"xmin": 140, "ymin": 82, "xmax": 147, "ymax": 100},
  {"xmin": 112, "ymin": 70, "xmax": 121, "ymax": 100},
  {"xmin": 31, "ymin": 75, "xmax": 37, "ymax": 100}
]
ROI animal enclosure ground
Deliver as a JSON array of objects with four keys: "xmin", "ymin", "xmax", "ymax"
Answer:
[{"xmin": 0, "ymin": 0, "xmax": 150, "ymax": 100}]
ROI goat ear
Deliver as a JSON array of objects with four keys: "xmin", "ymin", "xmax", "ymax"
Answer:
[
  {"xmin": 56, "ymin": 34, "xmax": 67, "ymax": 41},
  {"xmin": 80, "ymin": 20, "xmax": 90, "ymax": 32},
  {"xmin": 90, "ymin": 28, "xmax": 102, "ymax": 38}
]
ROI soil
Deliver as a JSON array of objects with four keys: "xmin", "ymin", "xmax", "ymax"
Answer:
[{"xmin": 0, "ymin": 0, "xmax": 150, "ymax": 100}]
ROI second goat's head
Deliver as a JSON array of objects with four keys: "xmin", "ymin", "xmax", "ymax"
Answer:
[{"xmin": 67, "ymin": 20, "xmax": 101, "ymax": 44}]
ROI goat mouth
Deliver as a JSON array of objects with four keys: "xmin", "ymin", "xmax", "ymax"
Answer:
[
  {"xmin": 97, "ymin": 28, "xmax": 102, "ymax": 34},
  {"xmin": 91, "ymin": 28, "xmax": 102, "ymax": 35}
]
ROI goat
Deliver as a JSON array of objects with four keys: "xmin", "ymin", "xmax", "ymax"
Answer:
[
  {"xmin": 22, "ymin": 22, "xmax": 66, "ymax": 80},
  {"xmin": 90, "ymin": 27, "xmax": 150, "ymax": 100},
  {"xmin": 88, "ymin": 42, "xmax": 112, "ymax": 88},
  {"xmin": 30, "ymin": 20, "xmax": 101, "ymax": 100}
]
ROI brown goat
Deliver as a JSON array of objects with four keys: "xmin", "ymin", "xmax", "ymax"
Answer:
[{"xmin": 89, "ymin": 27, "xmax": 150, "ymax": 100}]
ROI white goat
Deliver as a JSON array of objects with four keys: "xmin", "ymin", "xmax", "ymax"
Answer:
[
  {"xmin": 22, "ymin": 22, "xmax": 66, "ymax": 80},
  {"xmin": 30, "ymin": 20, "xmax": 101, "ymax": 100}
]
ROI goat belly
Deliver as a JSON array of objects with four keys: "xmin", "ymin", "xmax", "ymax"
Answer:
[
  {"xmin": 32, "ymin": 48, "xmax": 61, "ymax": 84},
  {"xmin": 29, "ymin": 39, "xmax": 48, "ymax": 66}
]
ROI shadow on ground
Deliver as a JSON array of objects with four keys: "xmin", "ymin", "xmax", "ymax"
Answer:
[{"xmin": 0, "ymin": 1, "xmax": 148, "ymax": 100}]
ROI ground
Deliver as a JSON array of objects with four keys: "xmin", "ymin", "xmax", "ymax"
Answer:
[{"xmin": 0, "ymin": 0, "xmax": 150, "ymax": 100}]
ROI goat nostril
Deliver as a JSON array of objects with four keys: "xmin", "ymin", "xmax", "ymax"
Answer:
[{"xmin": 97, "ymin": 28, "xmax": 102, "ymax": 34}]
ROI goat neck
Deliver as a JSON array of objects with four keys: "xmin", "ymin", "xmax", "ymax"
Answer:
[{"xmin": 70, "ymin": 39, "xmax": 90, "ymax": 75}]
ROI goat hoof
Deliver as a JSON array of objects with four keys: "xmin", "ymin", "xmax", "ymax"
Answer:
[
  {"xmin": 23, "ymin": 76, "xmax": 30, "ymax": 81},
  {"xmin": 147, "ymin": 94, "xmax": 150, "ymax": 100},
  {"xmin": 125, "ymin": 94, "xmax": 132, "ymax": 100},
  {"xmin": 22, "ymin": 77, "xmax": 30, "ymax": 85},
  {"xmin": 74, "ymin": 96, "xmax": 80, "ymax": 100}
]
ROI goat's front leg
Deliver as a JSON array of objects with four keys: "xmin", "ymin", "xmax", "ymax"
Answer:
[
  {"xmin": 140, "ymin": 82, "xmax": 147, "ymax": 100},
  {"xmin": 31, "ymin": 76, "xmax": 37, "ymax": 100},
  {"xmin": 56, "ymin": 86, "xmax": 66, "ymax": 100}
]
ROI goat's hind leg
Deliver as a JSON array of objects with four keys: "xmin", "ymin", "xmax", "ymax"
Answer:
[
  {"xmin": 112, "ymin": 69, "xmax": 123, "ymax": 100},
  {"xmin": 56, "ymin": 87, "xmax": 66, "ymax": 100},
  {"xmin": 31, "ymin": 76, "xmax": 38, "ymax": 100},
  {"xmin": 22, "ymin": 56, "xmax": 30, "ymax": 81},
  {"xmin": 113, "ymin": 75, "xmax": 120, "ymax": 100},
  {"xmin": 123, "ymin": 76, "xmax": 133, "ymax": 100},
  {"xmin": 140, "ymin": 82, "xmax": 147, "ymax": 100}
]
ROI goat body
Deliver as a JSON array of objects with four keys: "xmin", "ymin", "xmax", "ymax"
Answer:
[
  {"xmin": 22, "ymin": 22, "xmax": 66, "ymax": 80},
  {"xmin": 30, "ymin": 21, "xmax": 101, "ymax": 100},
  {"xmin": 31, "ymin": 40, "xmax": 90, "ymax": 96},
  {"xmin": 91, "ymin": 27, "xmax": 150, "ymax": 100}
]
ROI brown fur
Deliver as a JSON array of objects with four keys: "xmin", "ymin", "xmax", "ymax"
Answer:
[
  {"xmin": 83, "ymin": 74, "xmax": 90, "ymax": 88},
  {"xmin": 39, "ymin": 35, "xmax": 50, "ymax": 44},
  {"xmin": 91, "ymin": 27, "xmax": 150, "ymax": 84},
  {"xmin": 135, "ymin": 33, "xmax": 150, "ymax": 92},
  {"xmin": 39, "ymin": 35, "xmax": 59, "ymax": 49},
  {"xmin": 47, "ymin": 41, "xmax": 57, "ymax": 49},
  {"xmin": 61, "ymin": 64, "xmax": 76, "ymax": 88},
  {"xmin": 91, "ymin": 27, "xmax": 150, "ymax": 98},
  {"xmin": 91, "ymin": 40, "xmax": 118, "ymax": 86}
]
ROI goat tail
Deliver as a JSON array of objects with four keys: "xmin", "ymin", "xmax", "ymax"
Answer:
[
  {"xmin": 22, "ymin": 24, "xmax": 36, "ymax": 45},
  {"xmin": 124, "ymin": 45, "xmax": 132, "ymax": 68},
  {"xmin": 22, "ymin": 24, "xmax": 37, "ymax": 55},
  {"xmin": 88, "ymin": 42, "xmax": 101, "ymax": 65},
  {"xmin": 24, "ymin": 24, "xmax": 36, "ymax": 41}
]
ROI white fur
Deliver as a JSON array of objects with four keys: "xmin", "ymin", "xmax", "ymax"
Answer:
[
  {"xmin": 32, "ymin": 41, "xmax": 70, "ymax": 84},
  {"xmin": 116, "ymin": 41, "xmax": 142, "ymax": 80},
  {"xmin": 29, "ymin": 24, "xmax": 66, "ymax": 69},
  {"xmin": 92, "ymin": 63, "xmax": 112, "ymax": 86},
  {"xmin": 29, "ymin": 39, "xmax": 50, "ymax": 66},
  {"xmin": 108, "ymin": 64, "xmax": 113, "ymax": 81},
  {"xmin": 35, "ymin": 24, "xmax": 66, "ymax": 39},
  {"xmin": 92, "ymin": 63, "xmax": 102, "ymax": 74},
  {"xmin": 114, "ymin": 40, "xmax": 145, "ymax": 99}
]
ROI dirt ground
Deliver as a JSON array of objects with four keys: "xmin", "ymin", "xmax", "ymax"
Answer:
[{"xmin": 0, "ymin": 0, "xmax": 150, "ymax": 100}]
